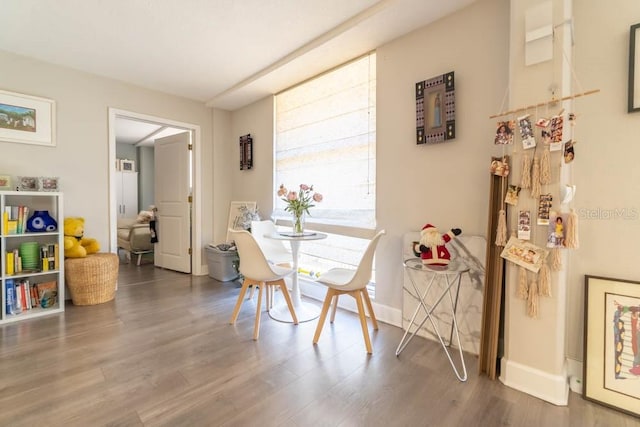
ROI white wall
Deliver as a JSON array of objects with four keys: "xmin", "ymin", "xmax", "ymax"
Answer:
[
  {"xmin": 570, "ymin": 1, "xmax": 640, "ymax": 360},
  {"xmin": 229, "ymin": 0, "xmax": 510, "ymax": 312},
  {"xmin": 0, "ymin": 49, "xmax": 215, "ymax": 271},
  {"xmin": 491, "ymin": 0, "xmax": 640, "ymax": 403}
]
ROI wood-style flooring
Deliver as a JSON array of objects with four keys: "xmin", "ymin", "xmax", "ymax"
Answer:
[{"xmin": 1, "ymin": 262, "xmax": 639, "ymax": 427}]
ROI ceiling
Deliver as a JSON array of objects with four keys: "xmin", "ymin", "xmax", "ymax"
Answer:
[
  {"xmin": 0, "ymin": 0, "xmax": 475, "ymax": 112},
  {"xmin": 114, "ymin": 119, "xmax": 188, "ymax": 146},
  {"xmin": 1, "ymin": 0, "xmax": 476, "ymax": 145}
]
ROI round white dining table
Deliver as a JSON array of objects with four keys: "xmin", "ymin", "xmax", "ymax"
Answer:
[{"xmin": 264, "ymin": 231, "xmax": 327, "ymax": 322}]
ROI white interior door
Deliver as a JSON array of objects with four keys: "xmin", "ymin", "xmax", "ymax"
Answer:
[{"xmin": 154, "ymin": 132, "xmax": 191, "ymax": 273}]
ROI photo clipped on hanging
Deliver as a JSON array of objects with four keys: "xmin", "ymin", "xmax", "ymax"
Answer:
[
  {"xmin": 564, "ymin": 140, "xmax": 575, "ymax": 163},
  {"xmin": 494, "ymin": 120, "xmax": 515, "ymax": 145}
]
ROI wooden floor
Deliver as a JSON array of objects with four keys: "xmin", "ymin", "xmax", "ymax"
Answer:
[{"xmin": 1, "ymin": 263, "xmax": 639, "ymax": 427}]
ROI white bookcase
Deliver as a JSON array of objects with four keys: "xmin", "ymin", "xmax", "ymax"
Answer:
[{"xmin": 1, "ymin": 191, "xmax": 64, "ymax": 324}]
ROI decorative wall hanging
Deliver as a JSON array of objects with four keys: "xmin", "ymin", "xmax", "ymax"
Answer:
[
  {"xmin": 416, "ymin": 71, "xmax": 455, "ymax": 144},
  {"xmin": 239, "ymin": 134, "xmax": 253, "ymax": 170},
  {"xmin": 583, "ymin": 275, "xmax": 640, "ymax": 417},
  {"xmin": 628, "ymin": 23, "xmax": 640, "ymax": 112},
  {"xmin": 0, "ymin": 89, "xmax": 56, "ymax": 147}
]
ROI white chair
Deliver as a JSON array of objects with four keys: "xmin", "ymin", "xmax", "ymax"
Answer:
[
  {"xmin": 313, "ymin": 230, "xmax": 386, "ymax": 354},
  {"xmin": 228, "ymin": 229, "xmax": 298, "ymax": 340},
  {"xmin": 250, "ymin": 219, "xmax": 293, "ymax": 307},
  {"xmin": 250, "ymin": 220, "xmax": 292, "ymax": 266}
]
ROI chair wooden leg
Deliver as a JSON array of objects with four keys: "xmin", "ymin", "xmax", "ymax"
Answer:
[
  {"xmin": 330, "ymin": 294, "xmax": 339, "ymax": 323},
  {"xmin": 253, "ymin": 283, "xmax": 264, "ymax": 340},
  {"xmin": 362, "ymin": 289, "xmax": 378, "ymax": 330},
  {"xmin": 248, "ymin": 284, "xmax": 256, "ymax": 300},
  {"xmin": 230, "ymin": 278, "xmax": 255, "ymax": 324},
  {"xmin": 277, "ymin": 279, "xmax": 298, "ymax": 325},
  {"xmin": 353, "ymin": 290, "xmax": 373, "ymax": 354},
  {"xmin": 313, "ymin": 288, "xmax": 336, "ymax": 345}
]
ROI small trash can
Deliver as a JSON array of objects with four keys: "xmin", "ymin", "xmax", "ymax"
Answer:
[{"xmin": 205, "ymin": 243, "xmax": 239, "ymax": 282}]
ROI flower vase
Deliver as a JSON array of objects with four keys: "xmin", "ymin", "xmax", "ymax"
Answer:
[
  {"xmin": 26, "ymin": 210, "xmax": 58, "ymax": 232},
  {"xmin": 292, "ymin": 211, "xmax": 305, "ymax": 236}
]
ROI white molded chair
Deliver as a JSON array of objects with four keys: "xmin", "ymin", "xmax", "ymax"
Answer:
[
  {"xmin": 313, "ymin": 230, "xmax": 386, "ymax": 354},
  {"xmin": 250, "ymin": 220, "xmax": 292, "ymax": 266},
  {"xmin": 250, "ymin": 220, "xmax": 293, "ymax": 307},
  {"xmin": 228, "ymin": 229, "xmax": 298, "ymax": 340}
]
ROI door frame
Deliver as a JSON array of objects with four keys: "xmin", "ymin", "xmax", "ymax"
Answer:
[{"xmin": 107, "ymin": 107, "xmax": 204, "ymax": 275}]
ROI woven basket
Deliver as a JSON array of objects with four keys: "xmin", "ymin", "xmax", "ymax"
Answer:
[{"xmin": 65, "ymin": 253, "xmax": 118, "ymax": 305}]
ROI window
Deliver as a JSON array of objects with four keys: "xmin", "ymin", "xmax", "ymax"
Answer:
[{"xmin": 275, "ymin": 53, "xmax": 377, "ymax": 283}]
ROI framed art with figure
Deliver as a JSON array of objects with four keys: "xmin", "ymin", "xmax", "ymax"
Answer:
[
  {"xmin": 583, "ymin": 275, "xmax": 640, "ymax": 417},
  {"xmin": 416, "ymin": 71, "xmax": 455, "ymax": 145}
]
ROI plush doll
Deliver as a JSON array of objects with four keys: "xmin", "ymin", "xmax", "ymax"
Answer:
[
  {"xmin": 413, "ymin": 223, "xmax": 462, "ymax": 266},
  {"xmin": 63, "ymin": 217, "xmax": 100, "ymax": 258}
]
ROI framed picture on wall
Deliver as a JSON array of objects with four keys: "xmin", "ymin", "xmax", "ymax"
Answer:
[
  {"xmin": 0, "ymin": 89, "xmax": 56, "ymax": 147},
  {"xmin": 120, "ymin": 159, "xmax": 135, "ymax": 172},
  {"xmin": 628, "ymin": 23, "xmax": 640, "ymax": 112},
  {"xmin": 583, "ymin": 275, "xmax": 640, "ymax": 417},
  {"xmin": 416, "ymin": 71, "xmax": 455, "ymax": 145}
]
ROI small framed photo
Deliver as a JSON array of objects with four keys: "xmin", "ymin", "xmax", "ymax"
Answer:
[
  {"xmin": 39, "ymin": 176, "xmax": 59, "ymax": 192},
  {"xmin": 17, "ymin": 176, "xmax": 38, "ymax": 191},
  {"xmin": 0, "ymin": 175, "xmax": 11, "ymax": 190},
  {"xmin": 120, "ymin": 159, "xmax": 135, "ymax": 172},
  {"xmin": 583, "ymin": 275, "xmax": 640, "ymax": 417}
]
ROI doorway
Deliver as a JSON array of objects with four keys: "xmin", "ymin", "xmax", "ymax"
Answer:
[{"xmin": 108, "ymin": 108, "xmax": 204, "ymax": 275}]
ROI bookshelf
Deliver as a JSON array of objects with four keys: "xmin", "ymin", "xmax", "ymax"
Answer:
[{"xmin": 1, "ymin": 191, "xmax": 64, "ymax": 324}]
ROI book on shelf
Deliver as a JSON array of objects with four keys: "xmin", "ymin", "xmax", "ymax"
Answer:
[
  {"xmin": 3, "ymin": 205, "xmax": 31, "ymax": 234},
  {"xmin": 6, "ymin": 251, "xmax": 14, "ymax": 275},
  {"xmin": 5, "ymin": 279, "xmax": 16, "ymax": 315}
]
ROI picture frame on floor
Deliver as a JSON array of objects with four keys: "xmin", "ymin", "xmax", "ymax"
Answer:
[
  {"xmin": 583, "ymin": 275, "xmax": 640, "ymax": 417},
  {"xmin": 226, "ymin": 201, "xmax": 257, "ymax": 242}
]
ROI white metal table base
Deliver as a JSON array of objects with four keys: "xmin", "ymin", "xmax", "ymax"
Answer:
[
  {"xmin": 266, "ymin": 233, "xmax": 326, "ymax": 323},
  {"xmin": 395, "ymin": 260, "xmax": 468, "ymax": 382}
]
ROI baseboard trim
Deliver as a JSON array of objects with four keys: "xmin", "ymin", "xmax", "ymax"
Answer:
[{"xmin": 500, "ymin": 358, "xmax": 569, "ymax": 406}]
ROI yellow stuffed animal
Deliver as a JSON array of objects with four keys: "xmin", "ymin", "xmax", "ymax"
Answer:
[{"xmin": 63, "ymin": 217, "xmax": 100, "ymax": 258}]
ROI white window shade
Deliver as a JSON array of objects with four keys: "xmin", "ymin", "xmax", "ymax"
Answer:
[{"xmin": 275, "ymin": 53, "xmax": 376, "ymax": 231}]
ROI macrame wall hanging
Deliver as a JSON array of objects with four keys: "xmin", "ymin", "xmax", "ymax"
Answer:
[{"xmin": 487, "ymin": 65, "xmax": 597, "ymax": 318}]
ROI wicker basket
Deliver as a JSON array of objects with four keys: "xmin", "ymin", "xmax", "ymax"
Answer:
[{"xmin": 65, "ymin": 253, "xmax": 118, "ymax": 305}]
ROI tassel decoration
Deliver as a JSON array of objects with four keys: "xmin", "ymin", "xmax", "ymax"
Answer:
[
  {"xmin": 527, "ymin": 279, "xmax": 539, "ymax": 318},
  {"xmin": 531, "ymin": 157, "xmax": 541, "ymax": 199},
  {"xmin": 538, "ymin": 261, "xmax": 552, "ymax": 297},
  {"xmin": 551, "ymin": 247, "xmax": 562, "ymax": 271},
  {"xmin": 540, "ymin": 147, "xmax": 551, "ymax": 184},
  {"xmin": 520, "ymin": 154, "xmax": 531, "ymax": 189},
  {"xmin": 517, "ymin": 266, "xmax": 528, "ymax": 299},
  {"xmin": 565, "ymin": 208, "xmax": 579, "ymax": 248},
  {"xmin": 495, "ymin": 209, "xmax": 507, "ymax": 246}
]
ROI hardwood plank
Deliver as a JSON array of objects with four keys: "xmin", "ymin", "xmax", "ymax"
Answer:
[{"xmin": 0, "ymin": 263, "xmax": 638, "ymax": 426}]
